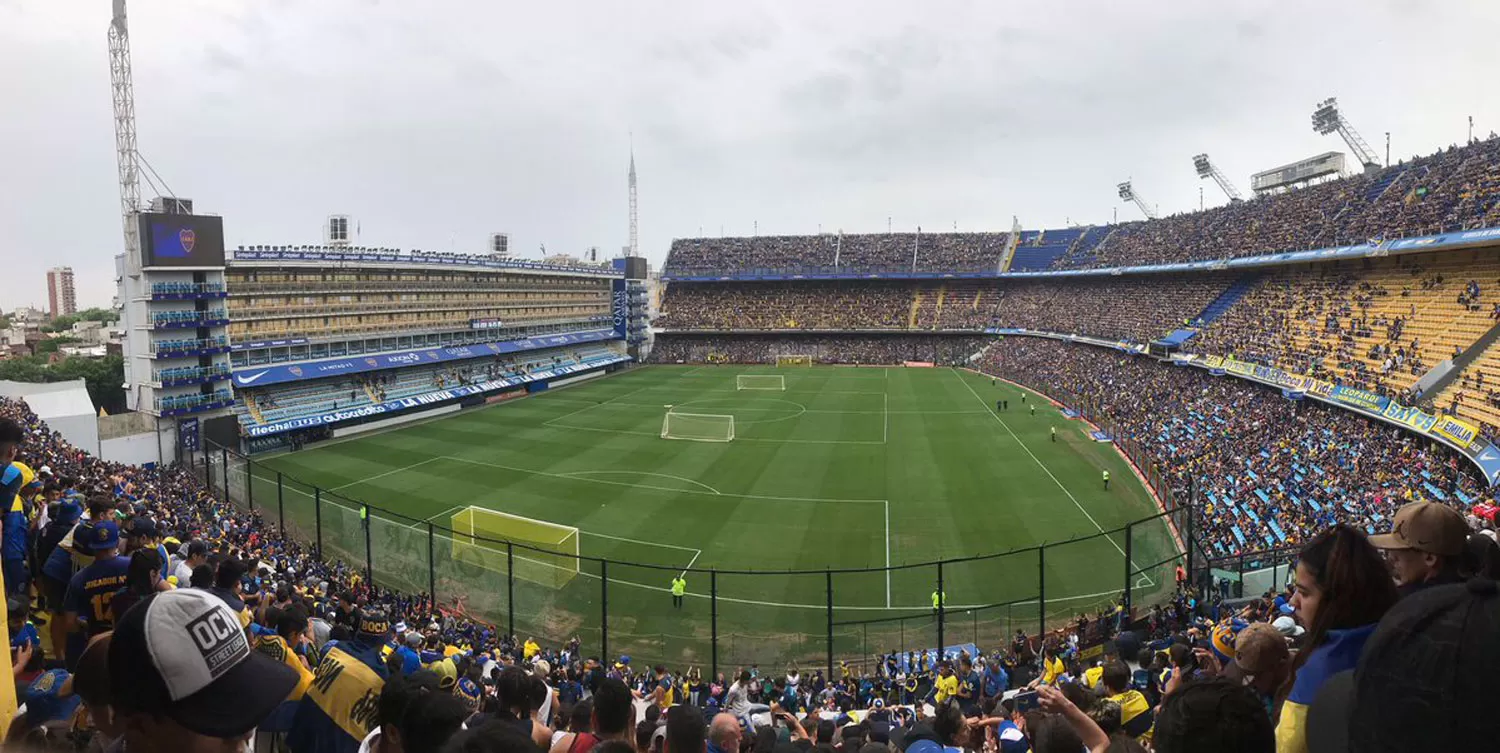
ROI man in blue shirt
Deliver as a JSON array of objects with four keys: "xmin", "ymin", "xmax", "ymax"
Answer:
[
  {"xmin": 982, "ymin": 656, "xmax": 1010, "ymax": 701},
  {"xmin": 62, "ymin": 521, "xmax": 130, "ymax": 664},
  {"xmin": 0, "ymin": 419, "xmax": 30, "ymax": 597}
]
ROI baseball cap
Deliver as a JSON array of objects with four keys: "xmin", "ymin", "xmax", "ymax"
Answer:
[
  {"xmin": 1368, "ymin": 501, "xmax": 1468, "ymax": 556},
  {"xmin": 1340, "ymin": 578, "xmax": 1500, "ymax": 751},
  {"xmin": 1272, "ymin": 615, "xmax": 1305, "ymax": 638},
  {"xmin": 356, "ymin": 609, "xmax": 391, "ymax": 639},
  {"xmin": 80, "ymin": 521, "xmax": 120, "ymax": 552},
  {"xmin": 128, "ymin": 517, "xmax": 157, "ymax": 539},
  {"xmin": 108, "ymin": 589, "xmax": 298, "ymax": 738},
  {"xmin": 1232, "ymin": 623, "xmax": 1289, "ymax": 676},
  {"xmin": 25, "ymin": 669, "xmax": 82, "ymax": 724}
]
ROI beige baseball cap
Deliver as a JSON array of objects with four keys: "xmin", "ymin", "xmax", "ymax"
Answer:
[{"xmin": 1369, "ymin": 502, "xmax": 1468, "ymax": 556}]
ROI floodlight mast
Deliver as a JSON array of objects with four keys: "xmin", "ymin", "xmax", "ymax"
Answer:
[
  {"xmin": 1312, "ymin": 97, "xmax": 1381, "ymax": 170},
  {"xmin": 1116, "ymin": 181, "xmax": 1157, "ymax": 219},
  {"xmin": 1193, "ymin": 153, "xmax": 1243, "ymax": 202}
]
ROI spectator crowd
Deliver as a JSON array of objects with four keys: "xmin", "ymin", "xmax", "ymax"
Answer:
[
  {"xmin": 650, "ymin": 336, "xmax": 987, "ymax": 366},
  {"xmin": 978, "ymin": 337, "xmax": 1495, "ymax": 559},
  {"xmin": 663, "ymin": 137, "xmax": 1500, "ymax": 277},
  {"xmin": 3, "ymin": 386, "xmax": 1498, "ymax": 752}
]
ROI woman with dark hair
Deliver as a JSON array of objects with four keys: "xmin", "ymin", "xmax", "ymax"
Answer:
[
  {"xmin": 1274, "ymin": 524, "xmax": 1397, "ymax": 753},
  {"xmin": 108, "ymin": 549, "xmax": 162, "ymax": 622}
]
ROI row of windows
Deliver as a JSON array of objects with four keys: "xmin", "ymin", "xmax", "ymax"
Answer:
[
  {"xmin": 228, "ymin": 309, "xmax": 606, "ymax": 341},
  {"xmin": 227, "ymin": 290, "xmax": 605, "ymax": 309},
  {"xmin": 225, "ymin": 270, "xmax": 607, "ymax": 290},
  {"xmin": 228, "ymin": 301, "xmax": 607, "ymax": 323}
]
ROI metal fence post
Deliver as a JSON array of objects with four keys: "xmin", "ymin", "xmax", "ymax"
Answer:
[
  {"xmin": 710, "ymin": 570, "xmax": 719, "ymax": 682},
  {"xmin": 600, "ymin": 560, "xmax": 609, "ymax": 661},
  {"xmin": 427, "ymin": 522, "xmax": 436, "ymax": 607},
  {"xmin": 1037, "ymin": 546, "xmax": 1046, "ymax": 637},
  {"xmin": 220, "ymin": 447, "xmax": 229, "ymax": 496},
  {"xmin": 506, "ymin": 543, "xmax": 516, "ymax": 639},
  {"xmin": 936, "ymin": 561, "xmax": 945, "ymax": 659},
  {"xmin": 825, "ymin": 570, "xmax": 834, "ymax": 680},
  {"xmin": 245, "ymin": 456, "xmax": 254, "ymax": 511},
  {"xmin": 362, "ymin": 505, "xmax": 373, "ymax": 585},
  {"xmin": 314, "ymin": 488, "xmax": 323, "ymax": 559},
  {"xmin": 1186, "ymin": 479, "xmax": 1197, "ymax": 578},
  {"xmin": 1124, "ymin": 522, "xmax": 1136, "ymax": 613},
  {"xmin": 276, "ymin": 472, "xmax": 285, "ymax": 537}
]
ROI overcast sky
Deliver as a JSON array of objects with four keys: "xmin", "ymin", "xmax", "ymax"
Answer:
[{"xmin": 3, "ymin": 0, "xmax": 1498, "ymax": 308}]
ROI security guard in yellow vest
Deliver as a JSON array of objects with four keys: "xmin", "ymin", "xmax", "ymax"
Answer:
[
  {"xmin": 1103, "ymin": 469, "xmax": 1111, "ymax": 490},
  {"xmin": 671, "ymin": 575, "xmax": 686, "ymax": 609}
]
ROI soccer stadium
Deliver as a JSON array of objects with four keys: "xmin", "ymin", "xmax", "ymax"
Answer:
[{"xmin": 6, "ymin": 3, "xmax": 1500, "ymax": 751}]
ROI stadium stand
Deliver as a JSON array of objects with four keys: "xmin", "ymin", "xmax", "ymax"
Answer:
[
  {"xmin": 650, "ymin": 334, "xmax": 986, "ymax": 365},
  {"xmin": 661, "ymin": 137, "xmax": 1500, "ymax": 277},
  {"xmin": 1193, "ymin": 249, "xmax": 1500, "ymax": 396},
  {"xmin": 235, "ymin": 344, "xmax": 624, "ymax": 432},
  {"xmin": 977, "ymin": 337, "xmax": 1488, "ymax": 557}
]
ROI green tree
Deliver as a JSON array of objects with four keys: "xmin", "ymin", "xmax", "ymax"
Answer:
[
  {"xmin": 35, "ymin": 336, "xmax": 82, "ymax": 354},
  {"xmin": 0, "ymin": 355, "xmax": 126, "ymax": 414}
]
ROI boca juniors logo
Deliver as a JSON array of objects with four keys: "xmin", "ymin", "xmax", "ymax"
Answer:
[{"xmin": 179, "ymin": 228, "xmax": 197, "ymax": 254}]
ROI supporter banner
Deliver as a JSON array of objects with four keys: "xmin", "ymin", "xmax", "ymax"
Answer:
[
  {"xmin": 1223, "ymin": 358, "xmax": 1256, "ymax": 378},
  {"xmin": 178, "ymin": 417, "xmax": 200, "ymax": 452},
  {"xmin": 1326, "ymin": 385, "xmax": 1389, "ymax": 413},
  {"xmin": 230, "ymin": 329, "xmax": 621, "ymax": 388},
  {"xmin": 1433, "ymin": 415, "xmax": 1482, "ymax": 448},
  {"xmin": 243, "ymin": 356, "xmax": 631, "ymax": 437},
  {"xmin": 660, "ymin": 223, "xmax": 1500, "ymax": 283},
  {"xmin": 231, "ymin": 248, "xmax": 622, "ymax": 277},
  {"xmin": 1381, "ymin": 402, "xmax": 1439, "ymax": 434}
]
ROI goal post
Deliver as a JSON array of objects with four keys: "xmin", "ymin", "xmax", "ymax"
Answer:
[
  {"xmin": 449, "ymin": 506, "xmax": 580, "ymax": 588},
  {"xmin": 661, "ymin": 412, "xmax": 735, "ymax": 442},
  {"xmin": 775, "ymin": 355, "xmax": 813, "ymax": 367},
  {"xmin": 736, "ymin": 374, "xmax": 786, "ymax": 391}
]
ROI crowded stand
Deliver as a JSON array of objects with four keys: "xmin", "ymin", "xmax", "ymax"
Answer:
[
  {"xmin": 1071, "ymin": 137, "xmax": 1500, "ymax": 270},
  {"xmin": 977, "ymin": 337, "xmax": 1492, "ymax": 556},
  {"xmin": 4, "ymin": 383, "xmax": 1498, "ymax": 752},
  {"xmin": 649, "ymin": 335, "xmax": 987, "ymax": 366},
  {"xmin": 658, "ymin": 277, "xmax": 1235, "ymax": 342},
  {"xmin": 991, "ymin": 276, "xmax": 1232, "ymax": 343},
  {"xmin": 663, "ymin": 138, "xmax": 1500, "ymax": 279},
  {"xmin": 664, "ymin": 233, "xmax": 1009, "ymax": 276},
  {"xmin": 656, "ymin": 282, "xmax": 915, "ymax": 331},
  {"xmin": 1193, "ymin": 249, "xmax": 1500, "ymax": 397}
]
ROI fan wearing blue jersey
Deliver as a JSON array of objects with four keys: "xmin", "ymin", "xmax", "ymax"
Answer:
[{"xmin": 63, "ymin": 521, "xmax": 131, "ymax": 654}]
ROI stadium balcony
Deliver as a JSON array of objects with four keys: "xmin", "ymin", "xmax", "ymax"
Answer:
[{"xmin": 235, "ymin": 343, "xmax": 624, "ymax": 430}]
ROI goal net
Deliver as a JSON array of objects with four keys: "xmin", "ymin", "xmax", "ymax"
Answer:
[
  {"xmin": 449, "ymin": 507, "xmax": 580, "ymax": 588},
  {"xmin": 736, "ymin": 374, "xmax": 786, "ymax": 391},
  {"xmin": 776, "ymin": 355, "xmax": 813, "ymax": 367},
  {"xmin": 661, "ymin": 412, "xmax": 735, "ymax": 442}
]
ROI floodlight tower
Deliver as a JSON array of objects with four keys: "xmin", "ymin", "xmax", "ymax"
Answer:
[
  {"xmin": 628, "ymin": 139, "xmax": 639, "ymax": 257},
  {"xmin": 109, "ymin": 0, "xmax": 141, "ymax": 260},
  {"xmin": 1312, "ymin": 98, "xmax": 1381, "ymax": 170},
  {"xmin": 1192, "ymin": 154, "xmax": 1243, "ymax": 203},
  {"xmin": 1117, "ymin": 181, "xmax": 1157, "ymax": 219}
]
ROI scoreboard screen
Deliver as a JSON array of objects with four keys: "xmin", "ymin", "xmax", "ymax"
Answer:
[{"xmin": 139, "ymin": 213, "xmax": 226, "ymax": 267}]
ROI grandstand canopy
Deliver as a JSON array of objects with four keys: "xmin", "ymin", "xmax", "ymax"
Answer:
[{"xmin": 0, "ymin": 379, "xmax": 100, "ymax": 456}]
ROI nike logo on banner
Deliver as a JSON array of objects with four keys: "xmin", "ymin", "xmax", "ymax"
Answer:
[{"xmin": 236, "ymin": 371, "xmax": 270, "ymax": 385}]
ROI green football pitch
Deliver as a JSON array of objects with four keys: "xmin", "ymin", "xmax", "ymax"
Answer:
[{"xmin": 241, "ymin": 365, "xmax": 1181, "ymax": 669}]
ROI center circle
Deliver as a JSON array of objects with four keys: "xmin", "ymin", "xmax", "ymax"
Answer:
[{"xmin": 669, "ymin": 398, "xmax": 807, "ymax": 425}]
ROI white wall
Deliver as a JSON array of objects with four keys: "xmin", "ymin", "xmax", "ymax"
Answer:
[{"xmin": 100, "ymin": 431, "xmax": 163, "ymax": 466}]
